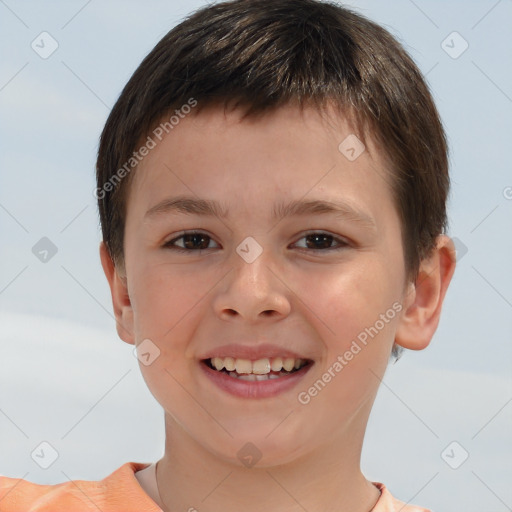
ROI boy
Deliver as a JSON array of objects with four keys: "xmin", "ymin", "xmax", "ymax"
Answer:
[{"xmin": 0, "ymin": 0, "xmax": 456, "ymax": 510}]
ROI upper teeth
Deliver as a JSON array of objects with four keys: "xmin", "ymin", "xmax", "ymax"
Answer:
[{"xmin": 209, "ymin": 357, "xmax": 305, "ymax": 374}]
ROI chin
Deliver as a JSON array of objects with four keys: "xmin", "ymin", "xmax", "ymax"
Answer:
[{"xmin": 203, "ymin": 427, "xmax": 311, "ymax": 469}]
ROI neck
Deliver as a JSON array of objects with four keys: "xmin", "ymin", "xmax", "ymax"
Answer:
[{"xmin": 154, "ymin": 413, "xmax": 381, "ymax": 512}]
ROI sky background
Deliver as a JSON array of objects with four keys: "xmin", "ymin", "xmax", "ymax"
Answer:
[{"xmin": 0, "ymin": 1, "xmax": 511, "ymax": 511}]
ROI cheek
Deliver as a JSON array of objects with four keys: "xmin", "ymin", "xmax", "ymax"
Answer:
[
  {"xmin": 130, "ymin": 261, "xmax": 211, "ymax": 341},
  {"xmin": 131, "ymin": 266, "xmax": 203, "ymax": 415},
  {"xmin": 128, "ymin": 261, "xmax": 222, "ymax": 393},
  {"xmin": 294, "ymin": 259, "xmax": 401, "ymax": 350},
  {"xmin": 295, "ymin": 264, "xmax": 401, "ymax": 423}
]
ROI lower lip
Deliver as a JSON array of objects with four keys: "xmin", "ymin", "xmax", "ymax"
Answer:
[{"xmin": 199, "ymin": 361, "xmax": 313, "ymax": 399}]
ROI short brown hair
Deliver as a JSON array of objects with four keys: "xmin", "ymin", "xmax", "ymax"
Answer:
[{"xmin": 96, "ymin": 0, "xmax": 449, "ymax": 283}]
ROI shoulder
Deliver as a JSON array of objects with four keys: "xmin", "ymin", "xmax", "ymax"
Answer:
[
  {"xmin": 371, "ymin": 482, "xmax": 431, "ymax": 512},
  {"xmin": 0, "ymin": 462, "xmax": 162, "ymax": 512}
]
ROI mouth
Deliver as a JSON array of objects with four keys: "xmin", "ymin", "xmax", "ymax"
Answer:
[
  {"xmin": 201, "ymin": 356, "xmax": 312, "ymax": 381},
  {"xmin": 199, "ymin": 354, "xmax": 314, "ymax": 398}
]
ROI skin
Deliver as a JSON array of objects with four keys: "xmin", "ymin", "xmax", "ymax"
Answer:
[{"xmin": 100, "ymin": 103, "xmax": 456, "ymax": 512}]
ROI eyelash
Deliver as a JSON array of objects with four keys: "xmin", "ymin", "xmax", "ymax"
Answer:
[{"xmin": 163, "ymin": 230, "xmax": 350, "ymax": 253}]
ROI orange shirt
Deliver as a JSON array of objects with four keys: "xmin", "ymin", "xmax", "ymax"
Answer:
[{"xmin": 0, "ymin": 462, "xmax": 430, "ymax": 511}]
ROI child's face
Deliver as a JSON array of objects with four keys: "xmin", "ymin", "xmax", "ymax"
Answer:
[{"xmin": 117, "ymin": 104, "xmax": 414, "ymax": 465}]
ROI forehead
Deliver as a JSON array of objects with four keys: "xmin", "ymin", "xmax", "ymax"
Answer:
[{"xmin": 126, "ymin": 103, "xmax": 395, "ymax": 224}]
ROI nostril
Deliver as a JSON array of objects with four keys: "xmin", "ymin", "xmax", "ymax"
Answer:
[{"xmin": 221, "ymin": 309, "xmax": 238, "ymax": 316}]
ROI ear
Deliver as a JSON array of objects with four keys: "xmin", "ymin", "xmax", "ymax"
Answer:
[
  {"xmin": 99, "ymin": 241, "xmax": 135, "ymax": 345},
  {"xmin": 395, "ymin": 235, "xmax": 457, "ymax": 350}
]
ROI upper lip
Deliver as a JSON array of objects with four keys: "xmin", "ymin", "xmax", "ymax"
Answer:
[{"xmin": 199, "ymin": 343, "xmax": 312, "ymax": 361}]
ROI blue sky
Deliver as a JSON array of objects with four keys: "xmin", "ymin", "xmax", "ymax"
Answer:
[{"xmin": 0, "ymin": 1, "xmax": 511, "ymax": 511}]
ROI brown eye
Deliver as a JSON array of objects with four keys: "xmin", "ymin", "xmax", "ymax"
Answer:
[
  {"xmin": 164, "ymin": 232, "xmax": 219, "ymax": 251},
  {"xmin": 305, "ymin": 233, "xmax": 334, "ymax": 249},
  {"xmin": 294, "ymin": 232, "xmax": 349, "ymax": 251}
]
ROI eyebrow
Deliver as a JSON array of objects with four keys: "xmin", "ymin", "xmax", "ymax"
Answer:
[{"xmin": 144, "ymin": 195, "xmax": 376, "ymax": 229}]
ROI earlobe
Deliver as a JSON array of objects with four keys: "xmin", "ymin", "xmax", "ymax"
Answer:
[
  {"xmin": 395, "ymin": 235, "xmax": 457, "ymax": 351},
  {"xmin": 99, "ymin": 242, "xmax": 135, "ymax": 345}
]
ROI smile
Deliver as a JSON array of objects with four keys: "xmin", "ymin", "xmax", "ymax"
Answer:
[
  {"xmin": 200, "ymin": 356, "xmax": 314, "ymax": 398},
  {"xmin": 204, "ymin": 356, "xmax": 309, "ymax": 380}
]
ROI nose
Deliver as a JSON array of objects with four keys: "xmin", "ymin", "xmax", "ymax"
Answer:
[{"xmin": 212, "ymin": 243, "xmax": 291, "ymax": 323}]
